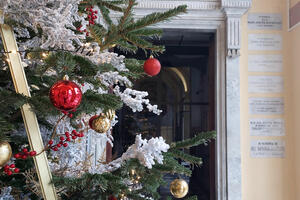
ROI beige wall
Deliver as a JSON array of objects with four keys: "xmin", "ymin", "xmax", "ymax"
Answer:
[
  {"xmin": 240, "ymin": 0, "xmax": 297, "ymax": 199},
  {"xmin": 290, "ymin": 0, "xmax": 300, "ymax": 7},
  {"xmin": 289, "ymin": 15, "xmax": 300, "ymax": 200}
]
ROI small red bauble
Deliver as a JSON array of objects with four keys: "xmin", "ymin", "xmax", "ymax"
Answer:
[
  {"xmin": 108, "ymin": 195, "xmax": 117, "ymax": 200},
  {"xmin": 49, "ymin": 80, "xmax": 82, "ymax": 112},
  {"xmin": 143, "ymin": 57, "xmax": 161, "ymax": 76}
]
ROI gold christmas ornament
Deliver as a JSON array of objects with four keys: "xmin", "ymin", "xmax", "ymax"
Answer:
[
  {"xmin": 105, "ymin": 109, "xmax": 116, "ymax": 121},
  {"xmin": 90, "ymin": 110, "xmax": 115, "ymax": 134},
  {"xmin": 170, "ymin": 179, "xmax": 189, "ymax": 198},
  {"xmin": 0, "ymin": 142, "xmax": 12, "ymax": 166},
  {"xmin": 92, "ymin": 115, "xmax": 111, "ymax": 133}
]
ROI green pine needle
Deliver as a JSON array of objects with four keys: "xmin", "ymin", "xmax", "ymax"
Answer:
[
  {"xmin": 167, "ymin": 150, "xmax": 203, "ymax": 166},
  {"xmin": 170, "ymin": 131, "xmax": 216, "ymax": 150},
  {"xmin": 124, "ymin": 5, "xmax": 187, "ymax": 32}
]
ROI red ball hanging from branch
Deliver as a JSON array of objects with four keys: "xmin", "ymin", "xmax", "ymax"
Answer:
[
  {"xmin": 49, "ymin": 76, "xmax": 82, "ymax": 112},
  {"xmin": 108, "ymin": 195, "xmax": 117, "ymax": 200},
  {"xmin": 143, "ymin": 56, "xmax": 161, "ymax": 76}
]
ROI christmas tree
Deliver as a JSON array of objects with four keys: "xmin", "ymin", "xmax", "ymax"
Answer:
[{"xmin": 0, "ymin": 1, "xmax": 216, "ymax": 199}]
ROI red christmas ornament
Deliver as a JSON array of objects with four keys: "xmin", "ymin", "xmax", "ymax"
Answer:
[
  {"xmin": 49, "ymin": 80, "xmax": 82, "ymax": 112},
  {"xmin": 143, "ymin": 57, "xmax": 161, "ymax": 76},
  {"xmin": 108, "ymin": 195, "xmax": 117, "ymax": 200}
]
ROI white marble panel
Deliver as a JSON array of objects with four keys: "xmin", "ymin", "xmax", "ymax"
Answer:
[
  {"xmin": 249, "ymin": 118, "xmax": 285, "ymax": 136},
  {"xmin": 248, "ymin": 13, "xmax": 282, "ymax": 30},
  {"xmin": 248, "ymin": 76, "xmax": 283, "ymax": 93},
  {"xmin": 249, "ymin": 97, "xmax": 284, "ymax": 115},
  {"xmin": 248, "ymin": 34, "xmax": 282, "ymax": 51},
  {"xmin": 251, "ymin": 140, "xmax": 285, "ymax": 158},
  {"xmin": 248, "ymin": 55, "xmax": 283, "ymax": 72}
]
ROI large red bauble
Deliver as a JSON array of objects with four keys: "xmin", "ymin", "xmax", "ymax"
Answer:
[
  {"xmin": 49, "ymin": 80, "xmax": 82, "ymax": 112},
  {"xmin": 143, "ymin": 58, "xmax": 161, "ymax": 76}
]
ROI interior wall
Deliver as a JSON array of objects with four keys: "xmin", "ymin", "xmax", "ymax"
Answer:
[
  {"xmin": 288, "ymin": 10, "xmax": 300, "ymax": 200},
  {"xmin": 240, "ymin": 0, "xmax": 296, "ymax": 199}
]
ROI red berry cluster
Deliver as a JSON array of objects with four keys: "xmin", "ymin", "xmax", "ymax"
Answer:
[
  {"xmin": 86, "ymin": 6, "xmax": 98, "ymax": 26},
  {"xmin": 76, "ymin": 24, "xmax": 83, "ymax": 33},
  {"xmin": 76, "ymin": 6, "xmax": 98, "ymax": 37},
  {"xmin": 48, "ymin": 130, "xmax": 85, "ymax": 151},
  {"xmin": 62, "ymin": 110, "xmax": 75, "ymax": 118},
  {"xmin": 14, "ymin": 148, "xmax": 37, "ymax": 160},
  {"xmin": 3, "ymin": 164, "xmax": 20, "ymax": 176}
]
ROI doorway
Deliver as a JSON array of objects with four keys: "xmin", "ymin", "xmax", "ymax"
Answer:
[{"xmin": 113, "ymin": 29, "xmax": 216, "ymax": 199}]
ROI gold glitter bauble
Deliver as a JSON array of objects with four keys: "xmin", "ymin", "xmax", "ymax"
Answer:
[
  {"xmin": 170, "ymin": 179, "xmax": 189, "ymax": 198},
  {"xmin": 92, "ymin": 115, "xmax": 111, "ymax": 133},
  {"xmin": 0, "ymin": 142, "xmax": 12, "ymax": 166}
]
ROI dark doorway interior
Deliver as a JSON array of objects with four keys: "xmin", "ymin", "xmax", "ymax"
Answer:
[{"xmin": 113, "ymin": 29, "xmax": 216, "ymax": 200}]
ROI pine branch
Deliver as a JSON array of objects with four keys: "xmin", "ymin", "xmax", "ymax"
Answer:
[
  {"xmin": 122, "ymin": 33, "xmax": 165, "ymax": 53},
  {"xmin": 115, "ymin": 39, "xmax": 139, "ymax": 54},
  {"xmin": 29, "ymin": 95, "xmax": 60, "ymax": 117},
  {"xmin": 89, "ymin": 24, "xmax": 107, "ymax": 47},
  {"xmin": 0, "ymin": 89, "xmax": 29, "ymax": 112},
  {"xmin": 130, "ymin": 28, "xmax": 163, "ymax": 37},
  {"xmin": 123, "ymin": 5, "xmax": 187, "ymax": 32},
  {"xmin": 170, "ymin": 131, "xmax": 216, "ymax": 150},
  {"xmin": 154, "ymin": 155, "xmax": 192, "ymax": 177},
  {"xmin": 99, "ymin": 1, "xmax": 125, "ymax": 12},
  {"xmin": 98, "ymin": 4, "xmax": 113, "ymax": 26},
  {"xmin": 78, "ymin": 90, "xmax": 123, "ymax": 114},
  {"xmin": 124, "ymin": 58, "xmax": 144, "ymax": 74},
  {"xmin": 53, "ymin": 173, "xmax": 108, "ymax": 193},
  {"xmin": 118, "ymin": 0, "xmax": 136, "ymax": 31},
  {"xmin": 167, "ymin": 150, "xmax": 203, "ymax": 166},
  {"xmin": 101, "ymin": 25, "xmax": 120, "ymax": 49}
]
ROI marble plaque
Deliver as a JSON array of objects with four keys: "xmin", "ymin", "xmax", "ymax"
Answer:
[
  {"xmin": 248, "ymin": 76, "xmax": 283, "ymax": 93},
  {"xmin": 249, "ymin": 118, "xmax": 285, "ymax": 136},
  {"xmin": 248, "ymin": 55, "xmax": 283, "ymax": 72},
  {"xmin": 251, "ymin": 140, "xmax": 285, "ymax": 158},
  {"xmin": 248, "ymin": 34, "xmax": 282, "ymax": 51},
  {"xmin": 248, "ymin": 13, "xmax": 282, "ymax": 30},
  {"xmin": 249, "ymin": 97, "xmax": 284, "ymax": 115}
]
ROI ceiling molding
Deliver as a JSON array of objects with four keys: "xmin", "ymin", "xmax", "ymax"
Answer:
[{"xmin": 136, "ymin": 0, "xmax": 220, "ymax": 10}]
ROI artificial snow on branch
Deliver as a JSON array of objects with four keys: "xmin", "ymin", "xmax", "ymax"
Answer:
[
  {"xmin": 114, "ymin": 86, "xmax": 162, "ymax": 115},
  {"xmin": 91, "ymin": 134, "xmax": 170, "ymax": 174},
  {"xmin": 1, "ymin": 0, "xmax": 86, "ymax": 49}
]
